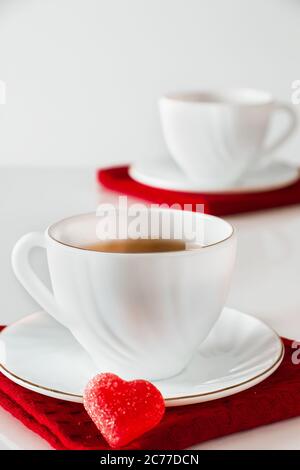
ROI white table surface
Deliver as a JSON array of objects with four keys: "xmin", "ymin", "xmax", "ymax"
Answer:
[{"xmin": 1, "ymin": 167, "xmax": 300, "ymax": 450}]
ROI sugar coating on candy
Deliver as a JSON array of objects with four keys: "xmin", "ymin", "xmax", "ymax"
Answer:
[{"xmin": 83, "ymin": 373, "xmax": 165, "ymax": 448}]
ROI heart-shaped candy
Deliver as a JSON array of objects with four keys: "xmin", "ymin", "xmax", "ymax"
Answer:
[{"xmin": 83, "ymin": 373, "xmax": 165, "ymax": 448}]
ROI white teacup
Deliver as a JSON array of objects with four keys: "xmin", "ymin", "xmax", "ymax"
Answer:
[
  {"xmin": 160, "ymin": 89, "xmax": 298, "ymax": 190},
  {"xmin": 12, "ymin": 209, "xmax": 236, "ymax": 380}
]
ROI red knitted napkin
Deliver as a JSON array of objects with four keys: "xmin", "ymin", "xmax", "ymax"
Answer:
[
  {"xmin": 0, "ymin": 330, "xmax": 300, "ymax": 450},
  {"xmin": 97, "ymin": 166, "xmax": 300, "ymax": 216}
]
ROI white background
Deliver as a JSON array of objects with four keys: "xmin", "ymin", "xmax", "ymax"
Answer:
[{"xmin": 0, "ymin": 0, "xmax": 299, "ymax": 168}]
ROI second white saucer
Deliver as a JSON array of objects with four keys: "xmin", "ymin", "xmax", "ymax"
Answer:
[
  {"xmin": 129, "ymin": 158, "xmax": 299, "ymax": 193},
  {"xmin": 0, "ymin": 307, "xmax": 283, "ymax": 406}
]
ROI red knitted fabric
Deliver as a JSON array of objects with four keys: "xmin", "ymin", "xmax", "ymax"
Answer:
[
  {"xmin": 97, "ymin": 166, "xmax": 300, "ymax": 216},
  {"xmin": 0, "ymin": 330, "xmax": 300, "ymax": 450}
]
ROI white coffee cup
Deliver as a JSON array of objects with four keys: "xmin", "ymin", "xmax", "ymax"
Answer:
[
  {"xmin": 160, "ymin": 89, "xmax": 298, "ymax": 190},
  {"xmin": 12, "ymin": 209, "xmax": 236, "ymax": 380}
]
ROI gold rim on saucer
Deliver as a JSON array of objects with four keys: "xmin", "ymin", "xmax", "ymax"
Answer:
[{"xmin": 0, "ymin": 339, "xmax": 284, "ymax": 403}]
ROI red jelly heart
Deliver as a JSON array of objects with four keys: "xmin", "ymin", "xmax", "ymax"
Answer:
[{"xmin": 83, "ymin": 373, "xmax": 165, "ymax": 448}]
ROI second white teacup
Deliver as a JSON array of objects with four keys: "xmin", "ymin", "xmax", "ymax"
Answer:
[{"xmin": 160, "ymin": 89, "xmax": 298, "ymax": 190}]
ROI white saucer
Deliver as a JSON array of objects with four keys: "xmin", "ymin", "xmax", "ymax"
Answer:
[
  {"xmin": 129, "ymin": 158, "xmax": 299, "ymax": 193},
  {"xmin": 0, "ymin": 308, "xmax": 283, "ymax": 407}
]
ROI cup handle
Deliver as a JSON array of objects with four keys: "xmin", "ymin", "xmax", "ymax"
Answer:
[
  {"xmin": 12, "ymin": 232, "xmax": 63, "ymax": 325},
  {"xmin": 262, "ymin": 102, "xmax": 298, "ymax": 157}
]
